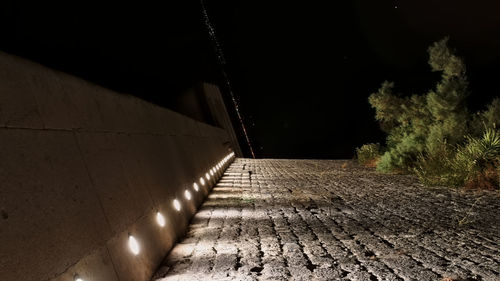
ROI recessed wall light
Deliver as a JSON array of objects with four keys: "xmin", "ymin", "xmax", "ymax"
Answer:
[
  {"xmin": 184, "ymin": 190, "xmax": 192, "ymax": 200},
  {"xmin": 156, "ymin": 212, "xmax": 165, "ymax": 227},
  {"xmin": 205, "ymin": 173, "xmax": 210, "ymax": 180},
  {"xmin": 128, "ymin": 235, "xmax": 140, "ymax": 255},
  {"xmin": 173, "ymin": 199, "xmax": 181, "ymax": 211},
  {"xmin": 193, "ymin": 182, "xmax": 199, "ymax": 191},
  {"xmin": 200, "ymin": 177, "xmax": 205, "ymax": 185}
]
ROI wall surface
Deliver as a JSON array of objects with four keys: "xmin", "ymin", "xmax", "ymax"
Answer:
[
  {"xmin": 0, "ymin": 52, "xmax": 235, "ymax": 281},
  {"xmin": 202, "ymin": 83, "xmax": 243, "ymax": 157}
]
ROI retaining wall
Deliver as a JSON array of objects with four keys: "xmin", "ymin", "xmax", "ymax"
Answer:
[{"xmin": 0, "ymin": 52, "xmax": 235, "ymax": 281}]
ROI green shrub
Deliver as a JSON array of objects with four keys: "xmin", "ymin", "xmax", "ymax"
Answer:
[
  {"xmin": 356, "ymin": 143, "xmax": 381, "ymax": 167},
  {"xmin": 414, "ymin": 129, "xmax": 500, "ymax": 189},
  {"xmin": 453, "ymin": 129, "xmax": 500, "ymax": 189},
  {"xmin": 360, "ymin": 37, "xmax": 500, "ymax": 189},
  {"xmin": 414, "ymin": 141, "xmax": 458, "ymax": 186},
  {"xmin": 368, "ymin": 37, "xmax": 469, "ymax": 173}
]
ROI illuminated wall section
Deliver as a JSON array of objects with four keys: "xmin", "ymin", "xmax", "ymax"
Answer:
[{"xmin": 0, "ymin": 52, "xmax": 237, "ymax": 281}]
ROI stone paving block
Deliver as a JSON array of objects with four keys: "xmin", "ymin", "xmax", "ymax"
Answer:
[{"xmin": 154, "ymin": 159, "xmax": 500, "ymax": 281}]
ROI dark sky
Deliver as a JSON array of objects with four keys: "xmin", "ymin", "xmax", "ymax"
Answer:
[{"xmin": 2, "ymin": 1, "xmax": 500, "ymax": 159}]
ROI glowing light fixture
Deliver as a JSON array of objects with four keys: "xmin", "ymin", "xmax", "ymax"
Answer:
[
  {"xmin": 156, "ymin": 212, "xmax": 165, "ymax": 227},
  {"xmin": 210, "ymin": 169, "xmax": 214, "ymax": 176},
  {"xmin": 193, "ymin": 182, "xmax": 199, "ymax": 191},
  {"xmin": 173, "ymin": 199, "xmax": 181, "ymax": 211},
  {"xmin": 74, "ymin": 275, "xmax": 84, "ymax": 281},
  {"xmin": 200, "ymin": 177, "xmax": 205, "ymax": 185},
  {"xmin": 185, "ymin": 190, "xmax": 192, "ymax": 200},
  {"xmin": 205, "ymin": 173, "xmax": 210, "ymax": 180},
  {"xmin": 128, "ymin": 235, "xmax": 140, "ymax": 255}
]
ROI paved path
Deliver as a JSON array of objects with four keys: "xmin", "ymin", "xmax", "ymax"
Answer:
[{"xmin": 153, "ymin": 159, "xmax": 500, "ymax": 281}]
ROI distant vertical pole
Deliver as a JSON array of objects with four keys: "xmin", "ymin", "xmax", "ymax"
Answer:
[{"xmin": 200, "ymin": 0, "xmax": 256, "ymax": 159}]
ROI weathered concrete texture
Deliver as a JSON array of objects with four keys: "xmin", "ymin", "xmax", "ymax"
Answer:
[
  {"xmin": 0, "ymin": 51, "xmax": 235, "ymax": 281},
  {"xmin": 155, "ymin": 159, "xmax": 500, "ymax": 281},
  {"xmin": 202, "ymin": 83, "xmax": 242, "ymax": 157}
]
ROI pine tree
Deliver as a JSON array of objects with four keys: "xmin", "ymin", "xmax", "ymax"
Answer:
[
  {"xmin": 360, "ymin": 37, "xmax": 500, "ymax": 188},
  {"xmin": 369, "ymin": 37, "xmax": 470, "ymax": 172}
]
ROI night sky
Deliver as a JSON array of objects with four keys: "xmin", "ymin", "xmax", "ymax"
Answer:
[{"xmin": 2, "ymin": 1, "xmax": 500, "ymax": 159}]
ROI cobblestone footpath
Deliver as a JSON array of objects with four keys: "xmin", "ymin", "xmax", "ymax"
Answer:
[{"xmin": 153, "ymin": 159, "xmax": 500, "ymax": 281}]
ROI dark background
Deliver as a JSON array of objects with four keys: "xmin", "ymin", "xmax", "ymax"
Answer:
[{"xmin": 1, "ymin": 1, "xmax": 499, "ymax": 159}]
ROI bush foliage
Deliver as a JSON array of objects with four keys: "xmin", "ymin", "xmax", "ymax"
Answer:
[
  {"xmin": 356, "ymin": 143, "xmax": 381, "ymax": 167},
  {"xmin": 361, "ymin": 38, "xmax": 500, "ymax": 189}
]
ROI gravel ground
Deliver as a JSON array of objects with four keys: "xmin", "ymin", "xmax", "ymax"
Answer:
[{"xmin": 153, "ymin": 159, "xmax": 500, "ymax": 281}]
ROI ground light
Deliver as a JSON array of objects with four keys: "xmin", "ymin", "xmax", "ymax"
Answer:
[
  {"xmin": 128, "ymin": 235, "xmax": 140, "ymax": 255},
  {"xmin": 184, "ymin": 190, "xmax": 192, "ymax": 200},
  {"xmin": 210, "ymin": 169, "xmax": 214, "ymax": 176},
  {"xmin": 200, "ymin": 177, "xmax": 205, "ymax": 186},
  {"xmin": 193, "ymin": 182, "xmax": 199, "ymax": 191},
  {"xmin": 74, "ymin": 275, "xmax": 84, "ymax": 281},
  {"xmin": 173, "ymin": 199, "xmax": 181, "ymax": 211},
  {"xmin": 156, "ymin": 212, "xmax": 165, "ymax": 227},
  {"xmin": 205, "ymin": 173, "xmax": 210, "ymax": 180}
]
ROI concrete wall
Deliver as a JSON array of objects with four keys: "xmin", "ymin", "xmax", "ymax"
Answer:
[
  {"xmin": 202, "ymin": 83, "xmax": 243, "ymax": 157},
  {"xmin": 0, "ymin": 52, "xmax": 235, "ymax": 281}
]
